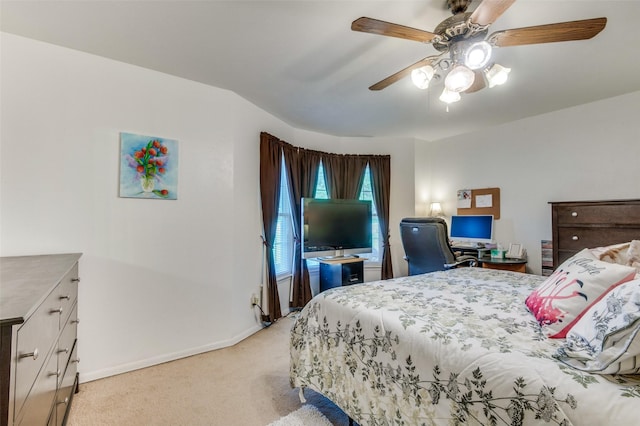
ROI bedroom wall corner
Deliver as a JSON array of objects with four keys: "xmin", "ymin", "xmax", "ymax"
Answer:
[
  {"xmin": 0, "ymin": 32, "xmax": 303, "ymax": 382},
  {"xmin": 413, "ymin": 90, "xmax": 640, "ymax": 275}
]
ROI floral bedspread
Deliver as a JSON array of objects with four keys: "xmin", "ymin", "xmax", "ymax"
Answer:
[{"xmin": 290, "ymin": 268, "xmax": 640, "ymax": 425}]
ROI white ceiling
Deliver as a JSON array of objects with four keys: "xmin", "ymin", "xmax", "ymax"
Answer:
[{"xmin": 2, "ymin": 0, "xmax": 640, "ymax": 141}]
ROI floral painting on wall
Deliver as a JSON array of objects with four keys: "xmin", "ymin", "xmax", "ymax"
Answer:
[{"xmin": 119, "ymin": 132, "xmax": 179, "ymax": 199}]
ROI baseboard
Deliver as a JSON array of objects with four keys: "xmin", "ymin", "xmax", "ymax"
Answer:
[{"xmin": 79, "ymin": 324, "xmax": 263, "ymax": 383}]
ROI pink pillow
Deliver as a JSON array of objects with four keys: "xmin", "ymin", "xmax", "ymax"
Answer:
[{"xmin": 525, "ymin": 249, "xmax": 636, "ymax": 338}]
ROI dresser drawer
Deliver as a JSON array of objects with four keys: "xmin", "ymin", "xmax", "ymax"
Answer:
[
  {"xmin": 15, "ymin": 346, "xmax": 58, "ymax": 426},
  {"xmin": 556, "ymin": 204, "xmax": 640, "ymax": 225},
  {"xmin": 53, "ymin": 264, "xmax": 79, "ymax": 329},
  {"xmin": 56, "ymin": 303, "xmax": 78, "ymax": 385},
  {"xmin": 14, "ymin": 293, "xmax": 64, "ymax": 415},
  {"xmin": 557, "ymin": 227, "xmax": 640, "ymax": 251},
  {"xmin": 53, "ymin": 342, "xmax": 78, "ymax": 426}
]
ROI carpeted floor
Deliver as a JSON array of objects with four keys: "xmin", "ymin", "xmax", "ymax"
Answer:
[{"xmin": 67, "ymin": 315, "xmax": 350, "ymax": 425}]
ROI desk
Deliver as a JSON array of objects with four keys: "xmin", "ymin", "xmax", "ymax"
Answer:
[
  {"xmin": 451, "ymin": 245, "xmax": 484, "ymax": 255},
  {"xmin": 480, "ymin": 256, "xmax": 527, "ymax": 273}
]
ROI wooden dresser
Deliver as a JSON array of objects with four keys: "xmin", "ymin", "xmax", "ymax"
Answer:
[
  {"xmin": 550, "ymin": 200, "xmax": 640, "ymax": 268},
  {"xmin": 0, "ymin": 254, "xmax": 81, "ymax": 426}
]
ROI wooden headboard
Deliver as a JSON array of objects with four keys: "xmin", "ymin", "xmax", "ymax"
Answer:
[{"xmin": 549, "ymin": 199, "xmax": 640, "ymax": 268}]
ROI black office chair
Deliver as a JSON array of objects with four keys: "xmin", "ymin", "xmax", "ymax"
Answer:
[{"xmin": 400, "ymin": 217, "xmax": 477, "ymax": 276}]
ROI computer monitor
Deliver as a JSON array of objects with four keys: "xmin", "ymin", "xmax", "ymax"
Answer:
[{"xmin": 449, "ymin": 215, "xmax": 494, "ymax": 246}]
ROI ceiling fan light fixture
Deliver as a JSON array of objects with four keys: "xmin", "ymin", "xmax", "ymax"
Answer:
[
  {"xmin": 439, "ymin": 87, "xmax": 461, "ymax": 104},
  {"xmin": 484, "ymin": 63, "xmax": 511, "ymax": 88},
  {"xmin": 465, "ymin": 41, "xmax": 492, "ymax": 70},
  {"xmin": 444, "ymin": 65, "xmax": 475, "ymax": 92},
  {"xmin": 411, "ymin": 65, "xmax": 435, "ymax": 89}
]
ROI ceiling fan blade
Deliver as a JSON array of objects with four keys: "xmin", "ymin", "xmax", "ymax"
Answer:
[
  {"xmin": 469, "ymin": 0, "xmax": 516, "ymax": 26},
  {"xmin": 489, "ymin": 17, "xmax": 607, "ymax": 47},
  {"xmin": 352, "ymin": 17, "xmax": 438, "ymax": 43},
  {"xmin": 464, "ymin": 70, "xmax": 486, "ymax": 93},
  {"xmin": 369, "ymin": 56, "xmax": 442, "ymax": 91}
]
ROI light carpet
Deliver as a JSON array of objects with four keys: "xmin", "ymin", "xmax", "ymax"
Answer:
[
  {"xmin": 67, "ymin": 315, "xmax": 350, "ymax": 425},
  {"xmin": 267, "ymin": 405, "xmax": 333, "ymax": 426}
]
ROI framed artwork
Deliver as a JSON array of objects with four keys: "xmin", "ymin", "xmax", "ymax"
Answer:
[
  {"xmin": 119, "ymin": 132, "xmax": 179, "ymax": 199},
  {"xmin": 507, "ymin": 243, "xmax": 525, "ymax": 259}
]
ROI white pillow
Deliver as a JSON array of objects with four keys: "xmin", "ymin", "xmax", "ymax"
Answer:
[
  {"xmin": 592, "ymin": 240, "xmax": 640, "ymax": 275},
  {"xmin": 555, "ymin": 279, "xmax": 640, "ymax": 374},
  {"xmin": 525, "ymin": 249, "xmax": 637, "ymax": 338},
  {"xmin": 590, "ymin": 241, "xmax": 630, "ymax": 260}
]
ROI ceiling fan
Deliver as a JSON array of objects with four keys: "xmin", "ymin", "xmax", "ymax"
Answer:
[{"xmin": 352, "ymin": 0, "xmax": 606, "ymax": 104}]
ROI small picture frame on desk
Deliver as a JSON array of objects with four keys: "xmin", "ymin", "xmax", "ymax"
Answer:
[{"xmin": 506, "ymin": 243, "xmax": 525, "ymax": 259}]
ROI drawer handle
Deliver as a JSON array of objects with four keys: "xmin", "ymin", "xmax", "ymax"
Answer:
[
  {"xmin": 57, "ymin": 348, "xmax": 70, "ymax": 355},
  {"xmin": 572, "ymin": 235, "xmax": 579, "ymax": 241},
  {"xmin": 19, "ymin": 348, "xmax": 39, "ymax": 361},
  {"xmin": 57, "ymin": 397, "xmax": 70, "ymax": 406},
  {"xmin": 72, "ymin": 357, "xmax": 80, "ymax": 364},
  {"xmin": 48, "ymin": 369, "xmax": 61, "ymax": 377},
  {"xmin": 571, "ymin": 211, "xmax": 578, "ymax": 217},
  {"xmin": 50, "ymin": 307, "xmax": 64, "ymax": 315},
  {"xmin": 59, "ymin": 294, "xmax": 71, "ymax": 301},
  {"xmin": 71, "ymin": 277, "xmax": 81, "ymax": 283},
  {"xmin": 71, "ymin": 318, "xmax": 80, "ymax": 325}
]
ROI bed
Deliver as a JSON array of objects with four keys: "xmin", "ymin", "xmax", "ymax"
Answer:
[{"xmin": 290, "ymin": 266, "xmax": 640, "ymax": 425}]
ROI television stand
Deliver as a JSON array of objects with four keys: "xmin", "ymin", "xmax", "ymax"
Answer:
[
  {"xmin": 318, "ymin": 257, "xmax": 364, "ymax": 292},
  {"xmin": 319, "ymin": 254, "xmax": 359, "ymax": 260}
]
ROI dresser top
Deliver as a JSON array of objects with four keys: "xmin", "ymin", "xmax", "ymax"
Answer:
[
  {"xmin": 0, "ymin": 253, "xmax": 82, "ymax": 327},
  {"xmin": 549, "ymin": 199, "xmax": 640, "ymax": 205}
]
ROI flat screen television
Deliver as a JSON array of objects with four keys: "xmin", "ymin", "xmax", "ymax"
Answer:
[
  {"xmin": 302, "ymin": 198, "xmax": 372, "ymax": 259},
  {"xmin": 449, "ymin": 214, "xmax": 494, "ymax": 246}
]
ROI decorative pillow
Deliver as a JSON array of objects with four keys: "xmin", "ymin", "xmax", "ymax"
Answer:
[
  {"xmin": 554, "ymin": 279, "xmax": 640, "ymax": 374},
  {"xmin": 598, "ymin": 242, "xmax": 631, "ymax": 265},
  {"xmin": 589, "ymin": 242, "xmax": 629, "ymax": 259},
  {"xmin": 628, "ymin": 240, "xmax": 640, "ymax": 274},
  {"xmin": 525, "ymin": 249, "xmax": 637, "ymax": 338},
  {"xmin": 595, "ymin": 240, "xmax": 640, "ymax": 276}
]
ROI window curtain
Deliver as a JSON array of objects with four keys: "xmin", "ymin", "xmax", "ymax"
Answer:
[
  {"xmin": 260, "ymin": 133, "xmax": 393, "ymax": 317},
  {"xmin": 282, "ymin": 144, "xmax": 321, "ymax": 309},
  {"xmin": 368, "ymin": 155, "xmax": 394, "ymax": 279},
  {"xmin": 259, "ymin": 132, "xmax": 283, "ymax": 322},
  {"xmin": 322, "ymin": 153, "xmax": 368, "ymax": 199}
]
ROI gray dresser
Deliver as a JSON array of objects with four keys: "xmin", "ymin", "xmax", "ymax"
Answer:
[{"xmin": 0, "ymin": 253, "xmax": 81, "ymax": 426}]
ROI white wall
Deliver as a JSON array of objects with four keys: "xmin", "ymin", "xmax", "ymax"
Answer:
[
  {"xmin": 415, "ymin": 91, "xmax": 640, "ymax": 274},
  {"xmin": 0, "ymin": 33, "xmax": 415, "ymax": 381}
]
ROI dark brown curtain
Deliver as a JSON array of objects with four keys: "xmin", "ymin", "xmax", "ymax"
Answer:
[
  {"xmin": 259, "ymin": 132, "xmax": 282, "ymax": 322},
  {"xmin": 260, "ymin": 133, "xmax": 393, "ymax": 316},
  {"xmin": 368, "ymin": 155, "xmax": 394, "ymax": 279},
  {"xmin": 282, "ymin": 144, "xmax": 321, "ymax": 308},
  {"xmin": 323, "ymin": 153, "xmax": 368, "ymax": 199}
]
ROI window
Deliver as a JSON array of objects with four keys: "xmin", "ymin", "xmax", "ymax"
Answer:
[
  {"xmin": 272, "ymin": 160, "xmax": 382, "ymax": 275},
  {"xmin": 273, "ymin": 156, "xmax": 294, "ymax": 277},
  {"xmin": 359, "ymin": 165, "xmax": 381, "ymax": 263},
  {"xmin": 314, "ymin": 161, "xmax": 328, "ymax": 199}
]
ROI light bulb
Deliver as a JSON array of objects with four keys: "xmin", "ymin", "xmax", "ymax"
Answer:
[
  {"xmin": 444, "ymin": 65, "xmax": 475, "ymax": 92},
  {"xmin": 439, "ymin": 87, "xmax": 461, "ymax": 104},
  {"xmin": 484, "ymin": 63, "xmax": 511, "ymax": 88},
  {"xmin": 411, "ymin": 66, "xmax": 434, "ymax": 89},
  {"xmin": 465, "ymin": 41, "xmax": 492, "ymax": 70}
]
